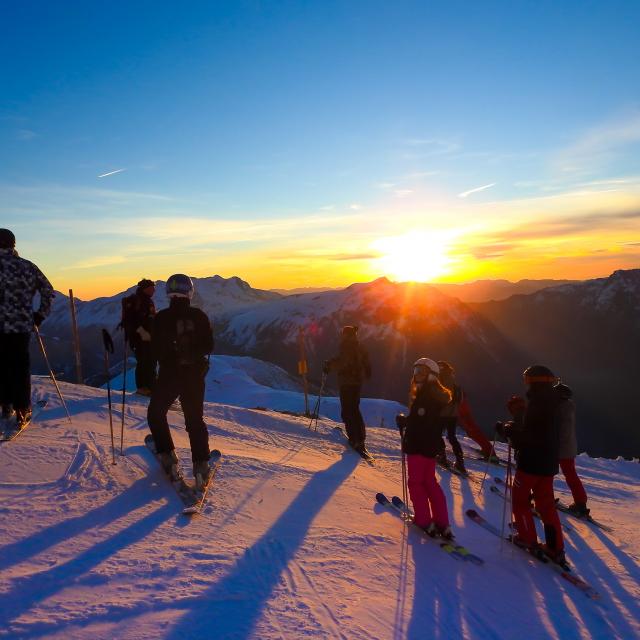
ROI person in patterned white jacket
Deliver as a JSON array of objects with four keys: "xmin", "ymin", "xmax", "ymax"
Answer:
[{"xmin": 0, "ymin": 229, "xmax": 54, "ymax": 427}]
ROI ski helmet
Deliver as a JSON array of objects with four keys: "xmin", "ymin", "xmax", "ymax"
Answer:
[
  {"xmin": 523, "ymin": 365, "xmax": 557, "ymax": 385},
  {"xmin": 413, "ymin": 357, "xmax": 439, "ymax": 381},
  {"xmin": 554, "ymin": 382, "xmax": 573, "ymax": 399},
  {"xmin": 342, "ymin": 325, "xmax": 358, "ymax": 337},
  {"xmin": 166, "ymin": 273, "xmax": 194, "ymax": 299},
  {"xmin": 0, "ymin": 228, "xmax": 15, "ymax": 249}
]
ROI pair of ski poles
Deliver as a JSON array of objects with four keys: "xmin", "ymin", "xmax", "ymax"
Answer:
[
  {"xmin": 308, "ymin": 372, "xmax": 327, "ymax": 431},
  {"xmin": 101, "ymin": 329, "xmax": 128, "ymax": 465}
]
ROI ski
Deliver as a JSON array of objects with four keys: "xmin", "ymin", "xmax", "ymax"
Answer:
[
  {"xmin": 555, "ymin": 500, "xmax": 613, "ymax": 533},
  {"xmin": 0, "ymin": 399, "xmax": 48, "ymax": 442},
  {"xmin": 391, "ymin": 496, "xmax": 484, "ymax": 565},
  {"xmin": 182, "ymin": 449, "xmax": 222, "ymax": 515},
  {"xmin": 465, "ymin": 508, "xmax": 601, "ymax": 601},
  {"xmin": 375, "ymin": 493, "xmax": 464, "ymax": 561},
  {"xmin": 144, "ymin": 433, "xmax": 196, "ymax": 506},
  {"xmin": 333, "ymin": 426, "xmax": 375, "ymax": 464}
]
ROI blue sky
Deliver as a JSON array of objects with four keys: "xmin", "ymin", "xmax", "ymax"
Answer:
[{"xmin": 2, "ymin": 1, "xmax": 640, "ymax": 296}]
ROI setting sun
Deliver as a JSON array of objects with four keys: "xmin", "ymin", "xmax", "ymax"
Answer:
[{"xmin": 372, "ymin": 231, "xmax": 454, "ymax": 282}]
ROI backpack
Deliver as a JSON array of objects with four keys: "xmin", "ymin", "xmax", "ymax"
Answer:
[
  {"xmin": 120, "ymin": 294, "xmax": 140, "ymax": 340},
  {"xmin": 175, "ymin": 317, "xmax": 198, "ymax": 365}
]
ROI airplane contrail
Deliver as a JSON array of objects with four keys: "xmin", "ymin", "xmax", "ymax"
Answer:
[
  {"xmin": 98, "ymin": 168, "xmax": 126, "ymax": 178},
  {"xmin": 458, "ymin": 182, "xmax": 496, "ymax": 198}
]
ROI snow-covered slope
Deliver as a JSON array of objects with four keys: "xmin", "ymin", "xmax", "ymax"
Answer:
[
  {"xmin": 1, "ymin": 378, "xmax": 638, "ymax": 639},
  {"xmin": 108, "ymin": 354, "xmax": 407, "ymax": 428}
]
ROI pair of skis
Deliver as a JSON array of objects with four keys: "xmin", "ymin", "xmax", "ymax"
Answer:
[
  {"xmin": 144, "ymin": 434, "xmax": 221, "ymax": 515},
  {"xmin": 0, "ymin": 399, "xmax": 48, "ymax": 442},
  {"xmin": 465, "ymin": 508, "xmax": 601, "ymax": 601},
  {"xmin": 376, "ymin": 493, "xmax": 484, "ymax": 565},
  {"xmin": 333, "ymin": 426, "xmax": 375, "ymax": 464}
]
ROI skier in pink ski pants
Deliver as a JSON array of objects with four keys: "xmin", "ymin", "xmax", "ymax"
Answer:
[{"xmin": 397, "ymin": 358, "xmax": 454, "ymax": 539}]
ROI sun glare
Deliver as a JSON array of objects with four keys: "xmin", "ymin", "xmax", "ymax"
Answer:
[{"xmin": 372, "ymin": 231, "xmax": 454, "ymax": 282}]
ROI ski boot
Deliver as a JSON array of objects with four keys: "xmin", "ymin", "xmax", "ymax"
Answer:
[
  {"xmin": 1, "ymin": 405, "xmax": 15, "ymax": 421},
  {"xmin": 436, "ymin": 452, "xmax": 451, "ymax": 469},
  {"xmin": 454, "ymin": 457, "xmax": 468, "ymax": 475},
  {"xmin": 426, "ymin": 523, "xmax": 455, "ymax": 540},
  {"xmin": 542, "ymin": 545, "xmax": 570, "ymax": 568},
  {"xmin": 193, "ymin": 460, "xmax": 211, "ymax": 491},
  {"xmin": 509, "ymin": 535, "xmax": 546, "ymax": 560},
  {"xmin": 158, "ymin": 449, "xmax": 182, "ymax": 481},
  {"xmin": 15, "ymin": 408, "xmax": 32, "ymax": 429},
  {"xmin": 566, "ymin": 502, "xmax": 590, "ymax": 518}
]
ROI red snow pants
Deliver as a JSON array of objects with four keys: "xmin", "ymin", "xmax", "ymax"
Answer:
[
  {"xmin": 512, "ymin": 470, "xmax": 564, "ymax": 551},
  {"xmin": 559, "ymin": 458, "xmax": 588, "ymax": 505},
  {"xmin": 407, "ymin": 454, "xmax": 450, "ymax": 528},
  {"xmin": 458, "ymin": 398, "xmax": 494, "ymax": 456}
]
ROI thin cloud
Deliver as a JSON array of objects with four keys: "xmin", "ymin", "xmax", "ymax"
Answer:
[
  {"xmin": 16, "ymin": 129, "xmax": 37, "ymax": 141},
  {"xmin": 458, "ymin": 183, "xmax": 496, "ymax": 198},
  {"xmin": 98, "ymin": 168, "xmax": 127, "ymax": 178}
]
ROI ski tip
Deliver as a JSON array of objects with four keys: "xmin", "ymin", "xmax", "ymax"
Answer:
[
  {"xmin": 466, "ymin": 509, "xmax": 479, "ymax": 517},
  {"xmin": 210, "ymin": 449, "xmax": 222, "ymax": 460},
  {"xmin": 375, "ymin": 492, "xmax": 390, "ymax": 505},
  {"xmin": 144, "ymin": 433, "xmax": 154, "ymax": 444},
  {"xmin": 391, "ymin": 496, "xmax": 405, "ymax": 507}
]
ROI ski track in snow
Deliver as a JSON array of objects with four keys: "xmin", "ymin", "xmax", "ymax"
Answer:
[{"xmin": 0, "ymin": 377, "xmax": 638, "ymax": 640}]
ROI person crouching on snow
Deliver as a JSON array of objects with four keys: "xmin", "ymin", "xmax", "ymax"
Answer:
[{"xmin": 396, "ymin": 358, "xmax": 454, "ymax": 539}]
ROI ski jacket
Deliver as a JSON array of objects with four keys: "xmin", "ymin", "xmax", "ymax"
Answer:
[
  {"xmin": 326, "ymin": 335, "xmax": 372, "ymax": 387},
  {"xmin": 509, "ymin": 384, "xmax": 561, "ymax": 476},
  {"xmin": 152, "ymin": 298, "xmax": 213, "ymax": 369},
  {"xmin": 0, "ymin": 248, "xmax": 54, "ymax": 334},
  {"xmin": 122, "ymin": 289, "xmax": 156, "ymax": 347},
  {"xmin": 401, "ymin": 379, "xmax": 452, "ymax": 457},
  {"xmin": 556, "ymin": 385, "xmax": 577, "ymax": 459}
]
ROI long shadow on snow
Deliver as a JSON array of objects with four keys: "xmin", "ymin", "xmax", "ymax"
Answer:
[
  {"xmin": 166, "ymin": 452, "xmax": 360, "ymax": 640},
  {"xmin": 0, "ymin": 495, "xmax": 174, "ymax": 634},
  {"xmin": 0, "ymin": 467, "xmax": 167, "ymax": 573}
]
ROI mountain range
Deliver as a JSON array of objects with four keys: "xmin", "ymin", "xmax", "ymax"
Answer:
[{"xmin": 32, "ymin": 271, "xmax": 640, "ymax": 458}]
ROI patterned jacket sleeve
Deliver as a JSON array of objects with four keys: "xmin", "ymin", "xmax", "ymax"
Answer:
[{"xmin": 34, "ymin": 264, "xmax": 54, "ymax": 317}]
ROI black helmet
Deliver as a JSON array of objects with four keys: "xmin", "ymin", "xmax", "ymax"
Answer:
[
  {"xmin": 523, "ymin": 365, "xmax": 557, "ymax": 385},
  {"xmin": 0, "ymin": 228, "xmax": 16, "ymax": 249},
  {"xmin": 166, "ymin": 273, "xmax": 194, "ymax": 299}
]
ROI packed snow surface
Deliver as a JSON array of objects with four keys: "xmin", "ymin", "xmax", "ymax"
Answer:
[{"xmin": 0, "ymin": 377, "xmax": 639, "ymax": 639}]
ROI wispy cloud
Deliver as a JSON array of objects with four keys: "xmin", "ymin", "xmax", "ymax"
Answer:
[
  {"xmin": 16, "ymin": 129, "xmax": 37, "ymax": 141},
  {"xmin": 62, "ymin": 255, "xmax": 128, "ymax": 270},
  {"xmin": 98, "ymin": 168, "xmax": 127, "ymax": 178},
  {"xmin": 458, "ymin": 183, "xmax": 496, "ymax": 198}
]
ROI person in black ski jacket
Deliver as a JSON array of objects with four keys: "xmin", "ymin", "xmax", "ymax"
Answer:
[
  {"xmin": 323, "ymin": 325, "xmax": 372, "ymax": 452},
  {"xmin": 436, "ymin": 360, "xmax": 467, "ymax": 474},
  {"xmin": 0, "ymin": 229, "xmax": 54, "ymax": 427},
  {"xmin": 121, "ymin": 278, "xmax": 157, "ymax": 395},
  {"xmin": 500, "ymin": 365, "xmax": 566, "ymax": 563},
  {"xmin": 147, "ymin": 274, "xmax": 214, "ymax": 488},
  {"xmin": 396, "ymin": 357, "xmax": 453, "ymax": 538}
]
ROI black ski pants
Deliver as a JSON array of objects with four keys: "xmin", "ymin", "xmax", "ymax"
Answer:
[
  {"xmin": 147, "ymin": 362, "xmax": 210, "ymax": 463},
  {"xmin": 0, "ymin": 332, "xmax": 31, "ymax": 411},
  {"xmin": 439, "ymin": 417, "xmax": 464, "ymax": 462},
  {"xmin": 339, "ymin": 384, "xmax": 366, "ymax": 446},
  {"xmin": 132, "ymin": 340, "xmax": 157, "ymax": 390}
]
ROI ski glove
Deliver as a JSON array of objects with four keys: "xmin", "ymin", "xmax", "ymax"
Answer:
[
  {"xmin": 396, "ymin": 413, "xmax": 407, "ymax": 434},
  {"xmin": 33, "ymin": 312, "xmax": 45, "ymax": 327},
  {"xmin": 507, "ymin": 395, "xmax": 526, "ymax": 417}
]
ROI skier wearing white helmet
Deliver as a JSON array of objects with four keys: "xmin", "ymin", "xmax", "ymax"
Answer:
[{"xmin": 396, "ymin": 357, "xmax": 454, "ymax": 539}]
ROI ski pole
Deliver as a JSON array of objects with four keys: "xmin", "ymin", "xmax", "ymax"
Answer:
[
  {"xmin": 119, "ymin": 334, "xmax": 128, "ymax": 455},
  {"xmin": 308, "ymin": 372, "xmax": 327, "ymax": 431},
  {"xmin": 34, "ymin": 326, "xmax": 72, "ymax": 423},
  {"xmin": 102, "ymin": 329, "xmax": 117, "ymax": 465},
  {"xmin": 400, "ymin": 430, "xmax": 410, "ymax": 521},
  {"xmin": 500, "ymin": 440, "xmax": 513, "ymax": 551},
  {"xmin": 477, "ymin": 423, "xmax": 500, "ymax": 497}
]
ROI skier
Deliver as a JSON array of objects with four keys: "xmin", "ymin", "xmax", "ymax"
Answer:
[
  {"xmin": 435, "ymin": 360, "xmax": 468, "ymax": 474},
  {"xmin": 0, "ymin": 229, "xmax": 54, "ymax": 427},
  {"xmin": 121, "ymin": 278, "xmax": 157, "ymax": 395},
  {"xmin": 436, "ymin": 360, "xmax": 499, "ymax": 469},
  {"xmin": 147, "ymin": 274, "xmax": 214, "ymax": 488},
  {"xmin": 323, "ymin": 325, "xmax": 372, "ymax": 454},
  {"xmin": 499, "ymin": 365, "xmax": 566, "ymax": 564},
  {"xmin": 396, "ymin": 358, "xmax": 454, "ymax": 539},
  {"xmin": 555, "ymin": 382, "xmax": 589, "ymax": 516}
]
